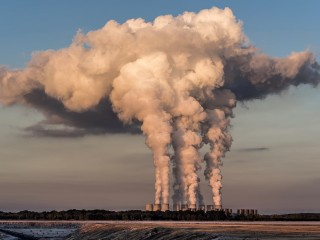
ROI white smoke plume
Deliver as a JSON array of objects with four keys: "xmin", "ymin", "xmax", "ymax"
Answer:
[
  {"xmin": 0, "ymin": 7, "xmax": 319, "ymax": 206},
  {"xmin": 172, "ymin": 110, "xmax": 205, "ymax": 205}
]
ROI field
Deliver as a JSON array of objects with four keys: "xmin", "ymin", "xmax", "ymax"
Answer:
[{"xmin": 1, "ymin": 221, "xmax": 320, "ymax": 239}]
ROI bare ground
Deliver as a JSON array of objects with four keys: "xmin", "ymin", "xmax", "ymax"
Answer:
[{"xmin": 66, "ymin": 221, "xmax": 320, "ymax": 240}]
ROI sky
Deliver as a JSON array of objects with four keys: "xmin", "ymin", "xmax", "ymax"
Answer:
[{"xmin": 0, "ymin": 0, "xmax": 319, "ymax": 214}]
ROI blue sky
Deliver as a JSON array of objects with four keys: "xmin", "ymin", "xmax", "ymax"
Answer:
[
  {"xmin": 1, "ymin": 0, "xmax": 319, "ymax": 68},
  {"xmin": 0, "ymin": 1, "xmax": 319, "ymax": 213}
]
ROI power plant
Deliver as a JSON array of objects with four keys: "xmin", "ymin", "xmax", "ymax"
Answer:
[
  {"xmin": 145, "ymin": 203, "xmax": 258, "ymax": 216},
  {"xmin": 237, "ymin": 209, "xmax": 258, "ymax": 216}
]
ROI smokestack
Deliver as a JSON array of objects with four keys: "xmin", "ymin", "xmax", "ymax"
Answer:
[
  {"xmin": 153, "ymin": 204, "xmax": 161, "ymax": 211},
  {"xmin": 161, "ymin": 203, "xmax": 169, "ymax": 212},
  {"xmin": 145, "ymin": 203, "xmax": 153, "ymax": 212}
]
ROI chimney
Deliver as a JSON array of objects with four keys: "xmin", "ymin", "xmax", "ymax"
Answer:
[
  {"xmin": 161, "ymin": 203, "xmax": 169, "ymax": 212},
  {"xmin": 145, "ymin": 203, "xmax": 153, "ymax": 211},
  {"xmin": 153, "ymin": 204, "xmax": 161, "ymax": 211}
]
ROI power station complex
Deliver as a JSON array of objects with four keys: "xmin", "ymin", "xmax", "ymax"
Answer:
[{"xmin": 145, "ymin": 203, "xmax": 258, "ymax": 216}]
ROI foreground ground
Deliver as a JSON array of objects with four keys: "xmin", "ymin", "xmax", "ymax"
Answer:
[{"xmin": 1, "ymin": 221, "xmax": 320, "ymax": 239}]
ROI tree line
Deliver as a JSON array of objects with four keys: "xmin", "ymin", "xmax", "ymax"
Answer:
[
  {"xmin": 0, "ymin": 210, "xmax": 225, "ymax": 221},
  {"xmin": 0, "ymin": 210, "xmax": 319, "ymax": 221}
]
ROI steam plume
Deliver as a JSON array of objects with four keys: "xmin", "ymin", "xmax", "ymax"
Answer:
[{"xmin": 0, "ymin": 7, "xmax": 319, "ymax": 206}]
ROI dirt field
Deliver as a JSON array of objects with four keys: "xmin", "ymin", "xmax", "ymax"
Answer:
[
  {"xmin": 68, "ymin": 221, "xmax": 320, "ymax": 240},
  {"xmin": 1, "ymin": 221, "xmax": 320, "ymax": 240}
]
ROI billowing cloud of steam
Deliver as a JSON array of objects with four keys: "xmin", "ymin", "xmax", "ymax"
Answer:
[{"xmin": 0, "ymin": 7, "xmax": 319, "ymax": 206}]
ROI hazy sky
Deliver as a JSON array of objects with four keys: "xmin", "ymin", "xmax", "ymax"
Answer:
[{"xmin": 0, "ymin": 0, "xmax": 319, "ymax": 214}]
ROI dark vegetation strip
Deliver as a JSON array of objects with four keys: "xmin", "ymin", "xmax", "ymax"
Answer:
[{"xmin": 0, "ymin": 210, "xmax": 320, "ymax": 221}]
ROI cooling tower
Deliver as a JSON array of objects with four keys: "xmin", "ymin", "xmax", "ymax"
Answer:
[
  {"xmin": 181, "ymin": 204, "xmax": 189, "ymax": 211},
  {"xmin": 153, "ymin": 204, "xmax": 161, "ymax": 211},
  {"xmin": 189, "ymin": 204, "xmax": 196, "ymax": 211},
  {"xmin": 245, "ymin": 209, "xmax": 250, "ymax": 215},
  {"xmin": 206, "ymin": 205, "xmax": 214, "ymax": 211},
  {"xmin": 254, "ymin": 209, "xmax": 258, "ymax": 215},
  {"xmin": 215, "ymin": 205, "xmax": 222, "ymax": 210},
  {"xmin": 173, "ymin": 203, "xmax": 181, "ymax": 211},
  {"xmin": 249, "ymin": 209, "xmax": 255, "ymax": 215},
  {"xmin": 223, "ymin": 208, "xmax": 231, "ymax": 215},
  {"xmin": 161, "ymin": 203, "xmax": 169, "ymax": 211},
  {"xmin": 145, "ymin": 204, "xmax": 153, "ymax": 211},
  {"xmin": 237, "ymin": 209, "xmax": 240, "ymax": 215}
]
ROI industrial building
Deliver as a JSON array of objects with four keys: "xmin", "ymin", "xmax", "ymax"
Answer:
[
  {"xmin": 236, "ymin": 209, "xmax": 259, "ymax": 216},
  {"xmin": 145, "ymin": 203, "xmax": 259, "ymax": 216}
]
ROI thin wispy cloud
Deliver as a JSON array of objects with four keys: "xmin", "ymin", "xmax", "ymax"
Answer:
[{"xmin": 236, "ymin": 147, "xmax": 270, "ymax": 152}]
